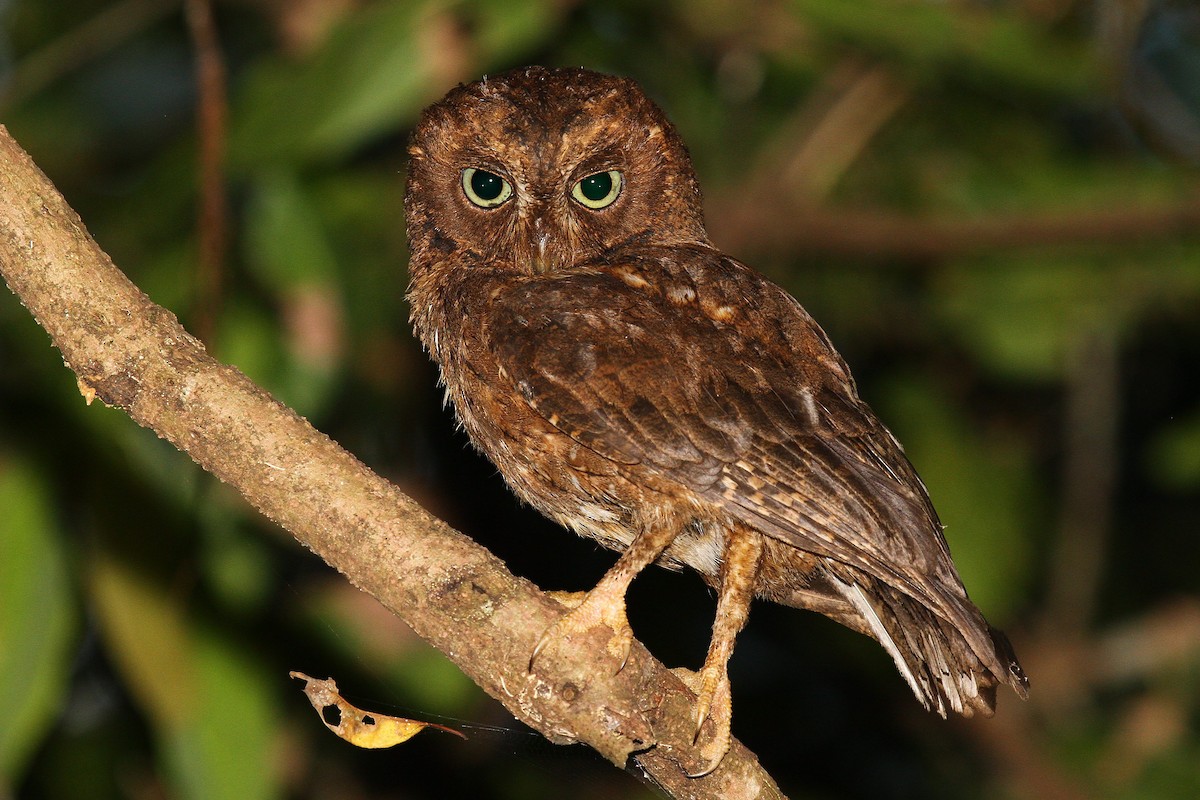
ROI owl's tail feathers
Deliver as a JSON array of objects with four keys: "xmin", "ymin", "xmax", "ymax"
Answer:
[
  {"xmin": 829, "ymin": 573, "xmax": 1029, "ymax": 719},
  {"xmin": 987, "ymin": 623, "xmax": 1031, "ymax": 701}
]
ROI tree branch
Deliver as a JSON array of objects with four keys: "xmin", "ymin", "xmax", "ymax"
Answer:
[{"xmin": 0, "ymin": 125, "xmax": 785, "ymax": 800}]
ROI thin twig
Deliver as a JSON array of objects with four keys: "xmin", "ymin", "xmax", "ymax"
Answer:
[
  {"xmin": 184, "ymin": 0, "xmax": 228, "ymax": 346},
  {"xmin": 763, "ymin": 59, "xmax": 911, "ymax": 203},
  {"xmin": 706, "ymin": 196, "xmax": 1200, "ymax": 261}
]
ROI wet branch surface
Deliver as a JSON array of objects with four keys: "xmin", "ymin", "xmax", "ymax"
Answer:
[{"xmin": 0, "ymin": 126, "xmax": 785, "ymax": 800}]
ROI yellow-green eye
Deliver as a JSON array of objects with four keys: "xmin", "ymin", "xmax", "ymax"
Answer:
[
  {"xmin": 462, "ymin": 168, "xmax": 512, "ymax": 208},
  {"xmin": 572, "ymin": 170, "xmax": 622, "ymax": 209}
]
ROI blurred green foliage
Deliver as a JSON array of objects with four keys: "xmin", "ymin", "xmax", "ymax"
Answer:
[
  {"xmin": 0, "ymin": 461, "xmax": 76, "ymax": 782},
  {"xmin": 2, "ymin": 1, "xmax": 1199, "ymax": 798}
]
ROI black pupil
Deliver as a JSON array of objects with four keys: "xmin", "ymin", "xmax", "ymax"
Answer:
[
  {"xmin": 580, "ymin": 172, "xmax": 613, "ymax": 202},
  {"xmin": 470, "ymin": 170, "xmax": 503, "ymax": 201}
]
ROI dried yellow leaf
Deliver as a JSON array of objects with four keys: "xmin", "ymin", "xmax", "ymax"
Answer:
[{"xmin": 290, "ymin": 671, "xmax": 466, "ymax": 748}]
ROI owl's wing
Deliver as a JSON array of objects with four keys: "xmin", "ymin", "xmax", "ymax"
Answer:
[
  {"xmin": 488, "ymin": 248, "xmax": 966, "ymax": 604},
  {"xmin": 487, "ymin": 248, "xmax": 1030, "ymax": 711}
]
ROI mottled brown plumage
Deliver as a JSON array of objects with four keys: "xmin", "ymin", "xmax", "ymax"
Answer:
[{"xmin": 405, "ymin": 66, "xmax": 1028, "ymax": 774}]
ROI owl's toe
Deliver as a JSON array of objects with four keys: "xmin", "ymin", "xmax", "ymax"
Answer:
[
  {"xmin": 671, "ymin": 664, "xmax": 733, "ymax": 777},
  {"xmin": 530, "ymin": 586, "xmax": 633, "ymax": 674},
  {"xmin": 544, "ymin": 589, "xmax": 589, "ymax": 608}
]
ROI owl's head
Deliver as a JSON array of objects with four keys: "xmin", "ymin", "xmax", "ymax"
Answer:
[{"xmin": 405, "ymin": 66, "xmax": 708, "ymax": 276}]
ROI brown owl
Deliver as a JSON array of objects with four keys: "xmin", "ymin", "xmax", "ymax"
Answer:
[{"xmin": 405, "ymin": 66, "xmax": 1028, "ymax": 775}]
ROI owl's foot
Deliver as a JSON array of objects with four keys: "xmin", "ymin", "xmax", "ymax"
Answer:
[
  {"xmin": 531, "ymin": 582, "xmax": 634, "ymax": 673},
  {"xmin": 672, "ymin": 664, "xmax": 733, "ymax": 777},
  {"xmin": 532, "ymin": 523, "xmax": 683, "ymax": 673}
]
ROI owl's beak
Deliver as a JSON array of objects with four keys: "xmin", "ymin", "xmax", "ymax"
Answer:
[
  {"xmin": 528, "ymin": 216, "xmax": 558, "ymax": 274},
  {"xmin": 521, "ymin": 208, "xmax": 574, "ymax": 274},
  {"xmin": 534, "ymin": 232, "xmax": 551, "ymax": 271}
]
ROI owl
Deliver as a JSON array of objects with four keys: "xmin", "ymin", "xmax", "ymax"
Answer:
[{"xmin": 404, "ymin": 66, "xmax": 1028, "ymax": 775}]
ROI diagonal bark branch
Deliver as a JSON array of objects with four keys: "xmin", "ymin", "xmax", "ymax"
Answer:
[{"xmin": 0, "ymin": 126, "xmax": 785, "ymax": 800}]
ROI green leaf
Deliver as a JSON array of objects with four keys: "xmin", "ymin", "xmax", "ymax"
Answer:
[
  {"xmin": 0, "ymin": 458, "xmax": 77, "ymax": 784},
  {"xmin": 89, "ymin": 549, "xmax": 281, "ymax": 800},
  {"xmin": 164, "ymin": 628, "xmax": 278, "ymax": 800},
  {"xmin": 215, "ymin": 298, "xmax": 287, "ymax": 393},
  {"xmin": 197, "ymin": 492, "xmax": 276, "ymax": 613},
  {"xmin": 238, "ymin": 171, "xmax": 347, "ymax": 416},
  {"xmin": 89, "ymin": 550, "xmax": 197, "ymax": 730},
  {"xmin": 790, "ymin": 0, "xmax": 1096, "ymax": 95},
  {"xmin": 935, "ymin": 245, "xmax": 1200, "ymax": 380},
  {"xmin": 245, "ymin": 170, "xmax": 340, "ymax": 292},
  {"xmin": 231, "ymin": 0, "xmax": 437, "ymax": 166},
  {"xmin": 230, "ymin": 0, "xmax": 562, "ymax": 167}
]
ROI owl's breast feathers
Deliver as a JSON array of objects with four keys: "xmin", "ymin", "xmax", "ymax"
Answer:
[{"xmin": 483, "ymin": 244, "xmax": 938, "ymax": 572}]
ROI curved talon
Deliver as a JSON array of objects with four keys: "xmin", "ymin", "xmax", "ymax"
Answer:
[
  {"xmin": 609, "ymin": 619, "xmax": 634, "ymax": 669},
  {"xmin": 687, "ymin": 685, "xmax": 732, "ymax": 777},
  {"xmin": 673, "ymin": 665, "xmax": 733, "ymax": 777},
  {"xmin": 529, "ymin": 630, "xmax": 551, "ymax": 671}
]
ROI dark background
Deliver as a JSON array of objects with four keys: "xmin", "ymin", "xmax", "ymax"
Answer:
[{"xmin": 2, "ymin": 1, "xmax": 1199, "ymax": 798}]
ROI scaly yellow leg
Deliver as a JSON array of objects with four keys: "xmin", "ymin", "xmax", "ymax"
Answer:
[{"xmin": 686, "ymin": 526, "xmax": 763, "ymax": 776}]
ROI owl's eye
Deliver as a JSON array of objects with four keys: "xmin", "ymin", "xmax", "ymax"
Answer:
[
  {"xmin": 571, "ymin": 170, "xmax": 623, "ymax": 209},
  {"xmin": 462, "ymin": 168, "xmax": 512, "ymax": 208}
]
